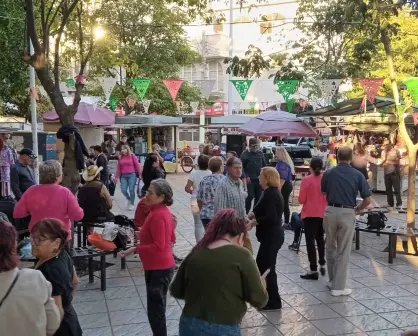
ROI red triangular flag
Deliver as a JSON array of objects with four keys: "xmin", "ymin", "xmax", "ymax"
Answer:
[
  {"xmin": 163, "ymin": 79, "xmax": 183, "ymax": 101},
  {"xmin": 30, "ymin": 88, "xmax": 39, "ymax": 101},
  {"xmin": 359, "ymin": 78, "xmax": 384, "ymax": 104}
]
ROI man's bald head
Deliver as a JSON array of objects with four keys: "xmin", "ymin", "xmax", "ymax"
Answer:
[{"xmin": 337, "ymin": 146, "xmax": 353, "ymax": 163}]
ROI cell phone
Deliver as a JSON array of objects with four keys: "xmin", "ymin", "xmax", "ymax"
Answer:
[{"xmin": 261, "ymin": 269, "xmax": 270, "ymax": 279}]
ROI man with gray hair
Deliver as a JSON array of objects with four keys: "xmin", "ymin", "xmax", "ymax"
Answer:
[
  {"xmin": 321, "ymin": 146, "xmax": 371, "ymax": 296},
  {"xmin": 214, "ymin": 156, "xmax": 252, "ymax": 253}
]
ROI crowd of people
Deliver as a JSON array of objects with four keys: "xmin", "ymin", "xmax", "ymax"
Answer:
[{"xmin": 1, "ymin": 129, "xmax": 416, "ymax": 336}]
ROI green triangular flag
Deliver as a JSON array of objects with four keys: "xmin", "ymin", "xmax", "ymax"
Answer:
[
  {"xmin": 276, "ymin": 80, "xmax": 299, "ymax": 102},
  {"xmin": 231, "ymin": 80, "xmax": 253, "ymax": 101},
  {"xmin": 131, "ymin": 78, "xmax": 151, "ymax": 100},
  {"xmin": 109, "ymin": 97, "xmax": 118, "ymax": 111},
  {"xmin": 287, "ymin": 99, "xmax": 295, "ymax": 113},
  {"xmin": 66, "ymin": 78, "xmax": 75, "ymax": 87},
  {"xmin": 248, "ymin": 101, "xmax": 256, "ymax": 111},
  {"xmin": 404, "ymin": 77, "xmax": 418, "ymax": 104}
]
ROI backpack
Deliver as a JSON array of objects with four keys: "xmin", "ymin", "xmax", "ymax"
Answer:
[{"xmin": 367, "ymin": 211, "xmax": 387, "ymax": 230}]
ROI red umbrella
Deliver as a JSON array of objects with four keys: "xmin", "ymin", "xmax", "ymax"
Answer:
[{"xmin": 239, "ymin": 111, "xmax": 317, "ymax": 137}]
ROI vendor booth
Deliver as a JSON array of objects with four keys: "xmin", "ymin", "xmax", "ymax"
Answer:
[{"xmin": 114, "ymin": 115, "xmax": 196, "ymax": 173}]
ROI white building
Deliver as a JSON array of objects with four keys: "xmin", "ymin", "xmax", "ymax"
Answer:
[{"xmin": 180, "ymin": 0, "xmax": 302, "ymax": 115}]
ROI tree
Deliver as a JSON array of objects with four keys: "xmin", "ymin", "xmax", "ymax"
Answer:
[
  {"xmin": 86, "ymin": 0, "xmax": 203, "ymax": 115},
  {"xmin": 226, "ymin": 0, "xmax": 418, "ymax": 228}
]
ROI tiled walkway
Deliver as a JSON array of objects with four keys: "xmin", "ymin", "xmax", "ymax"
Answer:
[{"xmin": 75, "ymin": 173, "xmax": 418, "ymax": 336}]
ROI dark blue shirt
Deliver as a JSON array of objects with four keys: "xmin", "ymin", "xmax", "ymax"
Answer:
[
  {"xmin": 275, "ymin": 161, "xmax": 292, "ymax": 183},
  {"xmin": 321, "ymin": 163, "xmax": 371, "ymax": 208}
]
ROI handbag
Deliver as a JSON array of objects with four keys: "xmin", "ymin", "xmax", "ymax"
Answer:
[
  {"xmin": 113, "ymin": 230, "xmax": 128, "ymax": 249},
  {"xmin": 114, "ymin": 215, "xmax": 135, "ymax": 228},
  {"xmin": 131, "ymin": 154, "xmax": 140, "ymax": 178},
  {"xmin": 0, "ymin": 271, "xmax": 20, "ymax": 308},
  {"xmin": 367, "ymin": 211, "xmax": 387, "ymax": 230}
]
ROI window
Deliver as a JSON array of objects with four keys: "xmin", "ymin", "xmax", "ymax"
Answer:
[
  {"xmin": 208, "ymin": 61, "xmax": 224, "ymax": 92},
  {"xmin": 260, "ymin": 13, "xmax": 285, "ymax": 35},
  {"xmin": 180, "ymin": 65, "xmax": 200, "ymax": 83},
  {"xmin": 179, "ymin": 129, "xmax": 200, "ymax": 142}
]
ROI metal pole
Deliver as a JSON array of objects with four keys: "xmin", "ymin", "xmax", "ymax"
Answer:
[
  {"xmin": 29, "ymin": 40, "xmax": 39, "ymax": 183},
  {"xmin": 227, "ymin": 0, "xmax": 234, "ymax": 116},
  {"xmin": 199, "ymin": 30, "xmax": 207, "ymax": 143}
]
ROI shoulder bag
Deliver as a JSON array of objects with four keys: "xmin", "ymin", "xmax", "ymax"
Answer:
[
  {"xmin": 131, "ymin": 154, "xmax": 140, "ymax": 178},
  {"xmin": 0, "ymin": 271, "xmax": 20, "ymax": 308}
]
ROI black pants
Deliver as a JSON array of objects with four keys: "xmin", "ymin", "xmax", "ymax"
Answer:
[
  {"xmin": 246, "ymin": 178, "xmax": 262, "ymax": 214},
  {"xmin": 256, "ymin": 232, "xmax": 284, "ymax": 308},
  {"xmin": 303, "ymin": 217, "xmax": 325, "ymax": 272},
  {"xmin": 145, "ymin": 267, "xmax": 175, "ymax": 336},
  {"xmin": 384, "ymin": 172, "xmax": 402, "ymax": 207},
  {"xmin": 281, "ymin": 180, "xmax": 293, "ymax": 224}
]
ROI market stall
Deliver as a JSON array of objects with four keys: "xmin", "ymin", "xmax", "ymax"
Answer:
[{"xmin": 114, "ymin": 115, "xmax": 195, "ymax": 173}]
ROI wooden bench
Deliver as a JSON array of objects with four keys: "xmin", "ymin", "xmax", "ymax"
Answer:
[
  {"xmin": 20, "ymin": 246, "xmax": 114, "ymax": 291},
  {"xmin": 355, "ymin": 221, "xmax": 418, "ymax": 263}
]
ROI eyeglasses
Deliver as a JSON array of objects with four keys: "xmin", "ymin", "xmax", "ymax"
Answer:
[{"xmin": 30, "ymin": 235, "xmax": 51, "ymax": 245}]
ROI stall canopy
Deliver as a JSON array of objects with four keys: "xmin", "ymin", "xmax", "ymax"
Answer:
[
  {"xmin": 239, "ymin": 110, "xmax": 317, "ymax": 137},
  {"xmin": 43, "ymin": 102, "xmax": 115, "ymax": 126},
  {"xmin": 297, "ymin": 97, "xmax": 397, "ymax": 117},
  {"xmin": 205, "ymin": 115, "xmax": 254, "ymax": 128},
  {"xmin": 115, "ymin": 115, "xmax": 182, "ymax": 126}
]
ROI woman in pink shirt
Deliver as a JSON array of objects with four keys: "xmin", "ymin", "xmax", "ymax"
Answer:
[
  {"xmin": 13, "ymin": 160, "xmax": 84, "ymax": 241},
  {"xmin": 298, "ymin": 157, "xmax": 327, "ymax": 280},
  {"xmin": 115, "ymin": 144, "xmax": 142, "ymax": 210}
]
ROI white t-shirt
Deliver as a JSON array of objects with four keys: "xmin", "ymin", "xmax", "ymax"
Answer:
[
  {"xmin": 0, "ymin": 268, "xmax": 61, "ymax": 336},
  {"xmin": 189, "ymin": 169, "xmax": 211, "ymax": 199}
]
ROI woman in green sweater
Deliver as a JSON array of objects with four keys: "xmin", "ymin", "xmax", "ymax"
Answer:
[{"xmin": 170, "ymin": 209, "xmax": 268, "ymax": 336}]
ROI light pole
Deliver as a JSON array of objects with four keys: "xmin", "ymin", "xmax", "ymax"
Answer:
[
  {"xmin": 29, "ymin": 40, "xmax": 39, "ymax": 183},
  {"xmin": 227, "ymin": 0, "xmax": 234, "ymax": 116}
]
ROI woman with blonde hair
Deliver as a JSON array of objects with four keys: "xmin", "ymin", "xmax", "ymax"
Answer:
[
  {"xmin": 274, "ymin": 147, "xmax": 295, "ymax": 225},
  {"xmin": 115, "ymin": 144, "xmax": 142, "ymax": 210},
  {"xmin": 248, "ymin": 167, "xmax": 284, "ymax": 310}
]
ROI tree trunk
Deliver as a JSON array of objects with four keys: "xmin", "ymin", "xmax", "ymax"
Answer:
[
  {"xmin": 407, "ymin": 147, "xmax": 417, "ymax": 228},
  {"xmin": 380, "ymin": 26, "xmax": 416, "ymax": 228}
]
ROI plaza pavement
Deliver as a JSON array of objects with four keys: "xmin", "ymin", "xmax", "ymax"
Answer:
[{"xmin": 75, "ymin": 172, "xmax": 418, "ymax": 336}]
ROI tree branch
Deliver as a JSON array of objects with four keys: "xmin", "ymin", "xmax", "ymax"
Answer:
[{"xmin": 25, "ymin": 0, "xmax": 42, "ymax": 54}]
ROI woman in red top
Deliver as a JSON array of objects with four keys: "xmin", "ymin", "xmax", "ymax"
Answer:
[
  {"xmin": 298, "ymin": 157, "xmax": 327, "ymax": 280},
  {"xmin": 120, "ymin": 179, "xmax": 175, "ymax": 336}
]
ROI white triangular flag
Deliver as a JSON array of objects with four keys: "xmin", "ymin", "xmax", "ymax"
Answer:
[
  {"xmin": 99, "ymin": 77, "xmax": 118, "ymax": 102},
  {"xmin": 59, "ymin": 82, "xmax": 69, "ymax": 97},
  {"xmin": 316, "ymin": 79, "xmax": 342, "ymax": 103},
  {"xmin": 193, "ymin": 80, "xmax": 216, "ymax": 98},
  {"xmin": 142, "ymin": 99, "xmax": 151, "ymax": 114},
  {"xmin": 38, "ymin": 86, "xmax": 48, "ymax": 97},
  {"xmin": 190, "ymin": 101, "xmax": 199, "ymax": 114}
]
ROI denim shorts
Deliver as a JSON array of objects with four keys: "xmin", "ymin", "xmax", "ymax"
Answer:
[{"xmin": 179, "ymin": 315, "xmax": 240, "ymax": 336}]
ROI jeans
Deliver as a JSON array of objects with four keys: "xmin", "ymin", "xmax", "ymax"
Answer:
[
  {"xmin": 303, "ymin": 217, "xmax": 325, "ymax": 272},
  {"xmin": 145, "ymin": 267, "xmax": 175, "ymax": 336},
  {"xmin": 281, "ymin": 180, "xmax": 293, "ymax": 224},
  {"xmin": 246, "ymin": 178, "xmax": 262, "ymax": 214},
  {"xmin": 120, "ymin": 173, "xmax": 137, "ymax": 205},
  {"xmin": 179, "ymin": 315, "xmax": 240, "ymax": 336},
  {"xmin": 290, "ymin": 212, "xmax": 304, "ymax": 244},
  {"xmin": 191, "ymin": 200, "xmax": 204, "ymax": 243},
  {"xmin": 384, "ymin": 172, "xmax": 402, "ymax": 207},
  {"xmin": 256, "ymin": 231, "xmax": 284, "ymax": 308}
]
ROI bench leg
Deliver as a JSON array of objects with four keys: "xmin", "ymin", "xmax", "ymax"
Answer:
[
  {"xmin": 388, "ymin": 235, "xmax": 397, "ymax": 264},
  {"xmin": 82, "ymin": 224, "xmax": 87, "ymax": 247},
  {"xmin": 100, "ymin": 255, "xmax": 106, "ymax": 291},
  {"xmin": 88, "ymin": 257, "xmax": 94, "ymax": 283},
  {"xmin": 355, "ymin": 230, "xmax": 360, "ymax": 250},
  {"xmin": 77, "ymin": 226, "xmax": 81, "ymax": 248},
  {"xmin": 121, "ymin": 257, "xmax": 126, "ymax": 270}
]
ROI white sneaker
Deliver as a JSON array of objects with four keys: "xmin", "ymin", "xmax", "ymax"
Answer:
[
  {"xmin": 128, "ymin": 204, "xmax": 134, "ymax": 211},
  {"xmin": 331, "ymin": 288, "xmax": 352, "ymax": 297}
]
